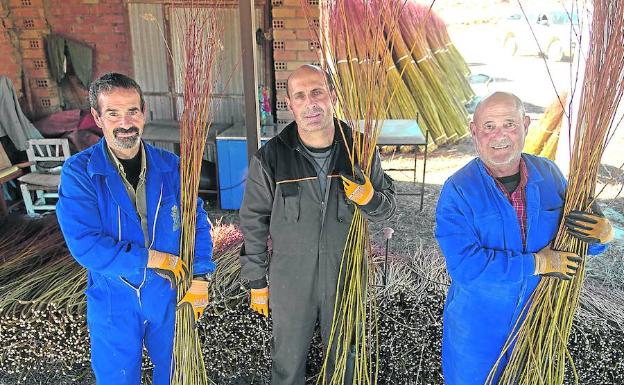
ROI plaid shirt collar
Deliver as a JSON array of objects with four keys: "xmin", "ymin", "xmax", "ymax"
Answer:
[{"xmin": 486, "ymin": 157, "xmax": 529, "ymax": 247}]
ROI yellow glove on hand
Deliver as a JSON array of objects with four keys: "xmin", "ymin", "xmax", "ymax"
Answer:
[
  {"xmin": 534, "ymin": 245, "xmax": 582, "ymax": 280},
  {"xmin": 340, "ymin": 165, "xmax": 374, "ymax": 206},
  {"xmin": 250, "ymin": 287, "xmax": 269, "ymax": 317},
  {"xmin": 178, "ymin": 279, "xmax": 209, "ymax": 322},
  {"xmin": 147, "ymin": 250, "xmax": 189, "ymax": 288},
  {"xmin": 564, "ymin": 210, "xmax": 614, "ymax": 244}
]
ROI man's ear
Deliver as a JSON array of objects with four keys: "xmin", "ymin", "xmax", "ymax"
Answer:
[
  {"xmin": 91, "ymin": 107, "xmax": 104, "ymax": 129},
  {"xmin": 469, "ymin": 120, "xmax": 477, "ymax": 137},
  {"xmin": 523, "ymin": 115, "xmax": 531, "ymax": 133},
  {"xmin": 285, "ymin": 95, "xmax": 292, "ymax": 113}
]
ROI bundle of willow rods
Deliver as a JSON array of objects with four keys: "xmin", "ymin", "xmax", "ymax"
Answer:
[
  {"xmin": 303, "ymin": 0, "xmax": 472, "ymax": 147},
  {"xmin": 524, "ymin": 92, "xmax": 567, "ymax": 160},
  {"xmin": 488, "ymin": 2, "xmax": 624, "ymax": 384},
  {"xmin": 1, "ymin": 218, "xmax": 624, "ymax": 384},
  {"xmin": 425, "ymin": 4, "xmax": 472, "ymax": 93},
  {"xmin": 423, "ymin": 8, "xmax": 474, "ymax": 104},
  {"xmin": 307, "ymin": 1, "xmax": 409, "ymax": 384},
  {"xmin": 382, "ymin": 7, "xmax": 449, "ymax": 145},
  {"xmin": 398, "ymin": 1, "xmax": 469, "ymax": 142},
  {"xmin": 170, "ymin": 4, "xmax": 223, "ymax": 385}
]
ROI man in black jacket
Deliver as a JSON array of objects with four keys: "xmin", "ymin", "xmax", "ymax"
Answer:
[{"xmin": 239, "ymin": 64, "xmax": 396, "ymax": 385}]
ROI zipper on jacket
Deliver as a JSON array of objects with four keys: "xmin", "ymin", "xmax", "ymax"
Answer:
[
  {"xmin": 149, "ymin": 184, "xmax": 164, "ymax": 249},
  {"xmin": 117, "ymin": 206, "xmax": 122, "ymax": 241},
  {"xmin": 117, "ymin": 183, "xmax": 163, "ymax": 309}
]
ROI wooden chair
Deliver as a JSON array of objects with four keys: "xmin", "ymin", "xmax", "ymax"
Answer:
[
  {"xmin": 17, "ymin": 138, "xmax": 70, "ymax": 216},
  {"xmin": 0, "ymin": 142, "xmax": 32, "ymax": 217}
]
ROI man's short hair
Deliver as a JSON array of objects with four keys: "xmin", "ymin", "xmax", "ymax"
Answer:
[
  {"xmin": 286, "ymin": 64, "xmax": 335, "ymax": 97},
  {"xmin": 89, "ymin": 73, "xmax": 145, "ymax": 114}
]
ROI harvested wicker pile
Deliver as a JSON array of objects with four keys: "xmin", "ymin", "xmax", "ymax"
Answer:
[
  {"xmin": 1, "ymin": 217, "xmax": 623, "ymax": 384},
  {"xmin": 523, "ymin": 92, "xmax": 567, "ymax": 160},
  {"xmin": 312, "ymin": 0, "xmax": 472, "ymax": 146}
]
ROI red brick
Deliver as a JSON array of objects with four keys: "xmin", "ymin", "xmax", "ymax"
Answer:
[
  {"xmin": 283, "ymin": 18, "xmax": 309, "ymax": 29},
  {"xmin": 18, "ymin": 30, "xmax": 44, "ymax": 38},
  {"xmin": 98, "ymin": 33, "xmax": 126, "ymax": 43},
  {"xmin": 282, "ymin": 0, "xmax": 304, "ymax": 6},
  {"xmin": 15, "ymin": 17, "xmax": 47, "ymax": 30},
  {"xmin": 32, "ymin": 86, "xmax": 53, "ymax": 98},
  {"xmin": 99, "ymin": 14, "xmax": 125, "ymax": 24},
  {"xmin": 297, "ymin": 50, "xmax": 318, "ymax": 61},
  {"xmin": 273, "ymin": 50, "xmax": 297, "ymax": 61},
  {"xmin": 276, "ymin": 110, "xmax": 293, "ymax": 120},
  {"xmin": 272, "ymin": 7, "xmax": 296, "ymax": 18},
  {"xmin": 92, "ymin": 24, "xmax": 116, "ymax": 33},
  {"xmin": 286, "ymin": 60, "xmax": 311, "ymax": 71},
  {"xmin": 284, "ymin": 40, "xmax": 309, "ymax": 51},
  {"xmin": 68, "ymin": 5, "xmax": 96, "ymax": 15},
  {"xmin": 21, "ymin": 48, "xmax": 46, "ymax": 58},
  {"xmin": 273, "ymin": 29, "xmax": 297, "ymax": 40},
  {"xmin": 19, "ymin": 38, "xmax": 42, "ymax": 50},
  {"xmin": 25, "ymin": 67, "xmax": 49, "ymax": 78},
  {"xmin": 295, "ymin": 29, "xmax": 315, "ymax": 40},
  {"xmin": 275, "ymin": 71, "xmax": 290, "ymax": 80},
  {"xmin": 8, "ymin": 0, "xmax": 38, "ymax": 7},
  {"xmin": 69, "ymin": 23, "xmax": 92, "ymax": 34},
  {"xmin": 10, "ymin": 7, "xmax": 44, "ymax": 18},
  {"xmin": 295, "ymin": 7, "xmax": 318, "ymax": 18}
]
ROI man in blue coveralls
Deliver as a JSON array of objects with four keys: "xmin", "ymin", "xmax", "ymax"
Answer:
[
  {"xmin": 57, "ymin": 73, "xmax": 215, "ymax": 385},
  {"xmin": 435, "ymin": 92, "xmax": 614, "ymax": 385}
]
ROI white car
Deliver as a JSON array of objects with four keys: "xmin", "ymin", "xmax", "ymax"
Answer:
[{"xmin": 500, "ymin": 10, "xmax": 579, "ymax": 61}]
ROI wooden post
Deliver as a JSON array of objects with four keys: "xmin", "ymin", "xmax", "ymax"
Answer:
[{"xmin": 239, "ymin": 0, "xmax": 261, "ymax": 164}]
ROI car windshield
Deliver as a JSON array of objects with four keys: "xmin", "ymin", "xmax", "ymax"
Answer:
[{"xmin": 548, "ymin": 11, "xmax": 579, "ymax": 25}]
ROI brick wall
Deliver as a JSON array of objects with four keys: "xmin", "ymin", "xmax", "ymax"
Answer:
[
  {"xmin": 271, "ymin": 0, "xmax": 320, "ymax": 131},
  {"xmin": 45, "ymin": 0, "xmax": 132, "ymax": 77},
  {"xmin": 0, "ymin": 0, "xmax": 22, "ymax": 97},
  {"xmin": 0, "ymin": 0, "xmax": 131, "ymax": 118}
]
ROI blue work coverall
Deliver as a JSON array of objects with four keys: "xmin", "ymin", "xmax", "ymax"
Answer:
[
  {"xmin": 435, "ymin": 154, "xmax": 606, "ymax": 385},
  {"xmin": 57, "ymin": 138, "xmax": 214, "ymax": 385}
]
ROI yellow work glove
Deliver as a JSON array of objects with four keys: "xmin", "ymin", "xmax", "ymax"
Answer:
[
  {"xmin": 340, "ymin": 164, "xmax": 374, "ymax": 206},
  {"xmin": 533, "ymin": 245, "xmax": 582, "ymax": 280},
  {"xmin": 250, "ymin": 287, "xmax": 269, "ymax": 317},
  {"xmin": 564, "ymin": 210, "xmax": 614, "ymax": 244},
  {"xmin": 147, "ymin": 249, "xmax": 189, "ymax": 288},
  {"xmin": 178, "ymin": 279, "xmax": 209, "ymax": 322}
]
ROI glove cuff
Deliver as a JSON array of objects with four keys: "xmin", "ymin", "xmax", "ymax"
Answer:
[
  {"xmin": 248, "ymin": 277, "xmax": 268, "ymax": 289},
  {"xmin": 188, "ymin": 279, "xmax": 209, "ymax": 294},
  {"xmin": 533, "ymin": 253, "xmax": 541, "ymax": 275}
]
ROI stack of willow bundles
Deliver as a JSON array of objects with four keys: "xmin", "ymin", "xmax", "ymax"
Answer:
[
  {"xmin": 1, "ymin": 218, "xmax": 623, "ymax": 384},
  {"xmin": 303, "ymin": 0, "xmax": 472, "ymax": 147},
  {"xmin": 523, "ymin": 92, "xmax": 567, "ymax": 160},
  {"xmin": 396, "ymin": 1, "xmax": 470, "ymax": 143}
]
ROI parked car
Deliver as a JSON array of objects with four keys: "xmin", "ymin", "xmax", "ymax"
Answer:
[{"xmin": 500, "ymin": 10, "xmax": 579, "ymax": 61}]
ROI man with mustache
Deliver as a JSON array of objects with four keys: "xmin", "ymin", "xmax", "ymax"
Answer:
[
  {"xmin": 435, "ymin": 92, "xmax": 614, "ymax": 385},
  {"xmin": 239, "ymin": 64, "xmax": 396, "ymax": 385},
  {"xmin": 56, "ymin": 72, "xmax": 214, "ymax": 385}
]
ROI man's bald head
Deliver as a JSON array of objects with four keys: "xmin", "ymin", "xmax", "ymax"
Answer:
[
  {"xmin": 286, "ymin": 64, "xmax": 334, "ymax": 97},
  {"xmin": 473, "ymin": 92, "xmax": 526, "ymax": 121}
]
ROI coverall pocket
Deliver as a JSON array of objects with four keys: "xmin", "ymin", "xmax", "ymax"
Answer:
[
  {"xmin": 156, "ymin": 195, "xmax": 180, "ymax": 237},
  {"xmin": 281, "ymin": 183, "xmax": 300, "ymax": 223}
]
